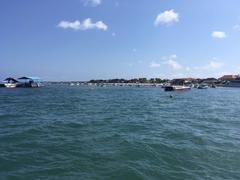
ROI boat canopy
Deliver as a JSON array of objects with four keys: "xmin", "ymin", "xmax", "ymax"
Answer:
[
  {"xmin": 18, "ymin": 77, "xmax": 42, "ymax": 82},
  {"xmin": 4, "ymin": 77, "xmax": 19, "ymax": 83},
  {"xmin": 18, "ymin": 77, "xmax": 41, "ymax": 80}
]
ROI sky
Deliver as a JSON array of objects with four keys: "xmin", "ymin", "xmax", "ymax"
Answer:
[{"xmin": 1, "ymin": 0, "xmax": 240, "ymax": 81}]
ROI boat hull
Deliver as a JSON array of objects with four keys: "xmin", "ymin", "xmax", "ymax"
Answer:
[
  {"xmin": 164, "ymin": 86, "xmax": 191, "ymax": 91},
  {"xmin": 4, "ymin": 83, "xmax": 17, "ymax": 88}
]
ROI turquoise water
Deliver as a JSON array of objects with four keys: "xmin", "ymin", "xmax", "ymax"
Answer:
[{"xmin": 0, "ymin": 85, "xmax": 240, "ymax": 179}]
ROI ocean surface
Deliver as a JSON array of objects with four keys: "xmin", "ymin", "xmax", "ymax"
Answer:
[{"xmin": 0, "ymin": 85, "xmax": 240, "ymax": 180}]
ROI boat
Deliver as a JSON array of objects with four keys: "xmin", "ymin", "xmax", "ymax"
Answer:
[
  {"xmin": 164, "ymin": 85, "xmax": 191, "ymax": 91},
  {"xmin": 3, "ymin": 77, "xmax": 19, "ymax": 88},
  {"xmin": 224, "ymin": 78, "xmax": 240, "ymax": 87},
  {"xmin": 197, "ymin": 84, "xmax": 208, "ymax": 89},
  {"xmin": 2, "ymin": 76, "xmax": 44, "ymax": 88},
  {"xmin": 193, "ymin": 84, "xmax": 199, "ymax": 88},
  {"xmin": 18, "ymin": 77, "xmax": 44, "ymax": 88},
  {"xmin": 210, "ymin": 84, "xmax": 216, "ymax": 88},
  {"xmin": 4, "ymin": 83, "xmax": 17, "ymax": 88}
]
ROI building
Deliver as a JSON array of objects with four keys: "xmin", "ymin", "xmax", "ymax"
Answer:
[{"xmin": 219, "ymin": 75, "xmax": 240, "ymax": 81}]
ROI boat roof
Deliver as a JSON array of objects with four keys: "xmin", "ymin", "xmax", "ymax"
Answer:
[
  {"xmin": 4, "ymin": 77, "xmax": 19, "ymax": 82},
  {"xmin": 18, "ymin": 76, "xmax": 41, "ymax": 80}
]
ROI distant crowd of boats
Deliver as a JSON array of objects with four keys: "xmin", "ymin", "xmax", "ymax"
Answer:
[
  {"xmin": 164, "ymin": 84, "xmax": 212, "ymax": 91},
  {"xmin": 66, "ymin": 79, "xmax": 240, "ymax": 92},
  {"xmin": 0, "ymin": 77, "xmax": 43, "ymax": 88},
  {"xmin": 164, "ymin": 78, "xmax": 240, "ymax": 91}
]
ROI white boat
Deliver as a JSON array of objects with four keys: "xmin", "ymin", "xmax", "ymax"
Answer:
[
  {"xmin": 164, "ymin": 85, "xmax": 191, "ymax": 91},
  {"xmin": 3, "ymin": 77, "xmax": 19, "ymax": 88},
  {"xmin": 4, "ymin": 83, "xmax": 17, "ymax": 88},
  {"xmin": 197, "ymin": 84, "xmax": 208, "ymax": 89}
]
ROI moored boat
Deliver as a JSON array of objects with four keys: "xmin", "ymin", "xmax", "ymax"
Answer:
[
  {"xmin": 164, "ymin": 85, "xmax": 191, "ymax": 91},
  {"xmin": 197, "ymin": 84, "xmax": 208, "ymax": 89},
  {"xmin": 18, "ymin": 77, "xmax": 43, "ymax": 88},
  {"xmin": 4, "ymin": 83, "xmax": 17, "ymax": 88},
  {"xmin": 2, "ymin": 76, "xmax": 44, "ymax": 88},
  {"xmin": 3, "ymin": 77, "xmax": 19, "ymax": 88}
]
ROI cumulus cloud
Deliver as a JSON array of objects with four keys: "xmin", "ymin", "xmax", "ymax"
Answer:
[
  {"xmin": 211, "ymin": 31, "xmax": 226, "ymax": 39},
  {"xmin": 194, "ymin": 61, "xmax": 224, "ymax": 71},
  {"xmin": 166, "ymin": 59, "xmax": 182, "ymax": 70},
  {"xmin": 164, "ymin": 55, "xmax": 182, "ymax": 70},
  {"xmin": 58, "ymin": 18, "xmax": 108, "ymax": 31},
  {"xmin": 154, "ymin": 9, "xmax": 179, "ymax": 26},
  {"xmin": 203, "ymin": 61, "xmax": 224, "ymax": 70},
  {"xmin": 83, "ymin": 0, "xmax": 102, "ymax": 6},
  {"xmin": 149, "ymin": 62, "xmax": 161, "ymax": 68}
]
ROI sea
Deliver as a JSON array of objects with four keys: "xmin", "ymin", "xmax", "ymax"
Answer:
[{"xmin": 0, "ymin": 85, "xmax": 240, "ymax": 180}]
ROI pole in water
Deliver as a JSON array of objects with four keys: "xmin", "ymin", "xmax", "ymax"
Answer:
[{"xmin": 170, "ymin": 95, "xmax": 173, "ymax": 98}]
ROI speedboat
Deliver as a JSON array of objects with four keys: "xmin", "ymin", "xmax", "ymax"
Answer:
[
  {"xmin": 164, "ymin": 85, "xmax": 191, "ymax": 91},
  {"xmin": 3, "ymin": 77, "xmax": 19, "ymax": 88},
  {"xmin": 4, "ymin": 83, "xmax": 17, "ymax": 88},
  {"xmin": 197, "ymin": 84, "xmax": 208, "ymax": 89}
]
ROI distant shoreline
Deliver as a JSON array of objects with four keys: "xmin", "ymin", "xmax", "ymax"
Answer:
[
  {"xmin": 44, "ymin": 77, "xmax": 237, "ymax": 88},
  {"xmin": 46, "ymin": 77, "xmax": 227, "ymax": 84}
]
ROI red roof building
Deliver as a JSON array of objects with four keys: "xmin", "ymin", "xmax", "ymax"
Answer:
[{"xmin": 219, "ymin": 75, "xmax": 240, "ymax": 80}]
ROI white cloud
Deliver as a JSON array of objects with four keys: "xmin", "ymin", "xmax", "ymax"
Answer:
[
  {"xmin": 83, "ymin": 0, "xmax": 102, "ymax": 7},
  {"xmin": 154, "ymin": 9, "xmax": 179, "ymax": 26},
  {"xmin": 194, "ymin": 61, "xmax": 224, "ymax": 71},
  {"xmin": 211, "ymin": 31, "xmax": 226, "ymax": 39},
  {"xmin": 164, "ymin": 55, "xmax": 182, "ymax": 70},
  {"xmin": 58, "ymin": 18, "xmax": 108, "ymax": 31},
  {"xmin": 149, "ymin": 62, "xmax": 161, "ymax": 68},
  {"xmin": 203, "ymin": 61, "xmax": 224, "ymax": 70},
  {"xmin": 166, "ymin": 60, "xmax": 182, "ymax": 70}
]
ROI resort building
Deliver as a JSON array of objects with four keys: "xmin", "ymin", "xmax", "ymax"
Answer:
[{"xmin": 219, "ymin": 75, "xmax": 240, "ymax": 81}]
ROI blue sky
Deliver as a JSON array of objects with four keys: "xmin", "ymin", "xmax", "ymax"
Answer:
[{"xmin": 1, "ymin": 0, "xmax": 240, "ymax": 81}]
